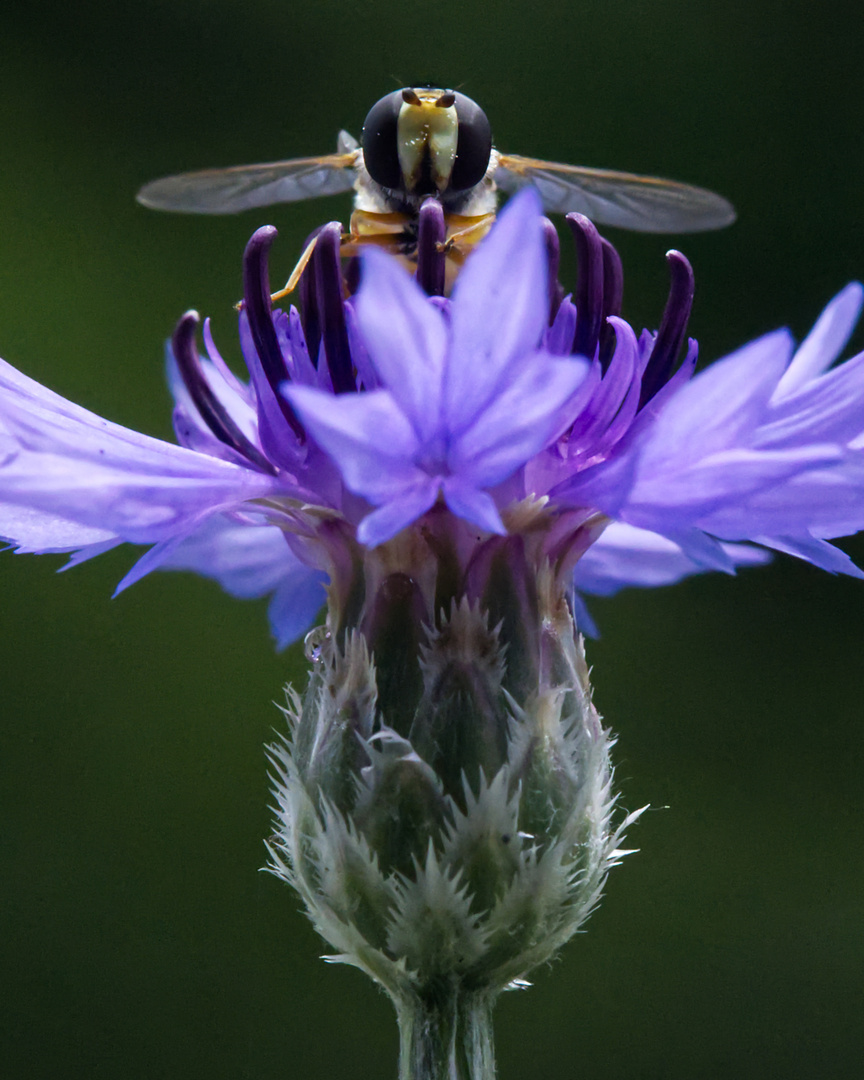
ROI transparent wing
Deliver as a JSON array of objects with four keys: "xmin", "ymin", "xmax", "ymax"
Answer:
[
  {"xmin": 494, "ymin": 152, "xmax": 736, "ymax": 233},
  {"xmin": 136, "ymin": 149, "xmax": 360, "ymax": 215}
]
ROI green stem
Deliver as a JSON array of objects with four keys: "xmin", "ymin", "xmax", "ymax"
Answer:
[{"xmin": 396, "ymin": 985, "xmax": 496, "ymax": 1080}]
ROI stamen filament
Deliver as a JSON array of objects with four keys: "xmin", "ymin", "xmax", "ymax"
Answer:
[
  {"xmin": 416, "ymin": 199, "xmax": 446, "ymax": 297},
  {"xmin": 599, "ymin": 238, "xmax": 624, "ymax": 370},
  {"xmin": 542, "ymin": 217, "xmax": 563, "ymax": 324},
  {"xmin": 639, "ymin": 250, "xmax": 695, "ymax": 408},
  {"xmin": 313, "ymin": 223, "xmax": 356, "ymax": 394},
  {"xmin": 171, "ymin": 311, "xmax": 278, "ymax": 475},
  {"xmin": 242, "ymin": 226, "xmax": 306, "ymax": 440},
  {"xmin": 567, "ymin": 213, "xmax": 605, "ymax": 360},
  {"xmin": 299, "ymin": 226, "xmax": 324, "ymax": 366}
]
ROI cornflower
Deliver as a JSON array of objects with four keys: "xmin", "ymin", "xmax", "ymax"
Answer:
[{"xmin": 2, "ymin": 189, "xmax": 863, "ymax": 1080}]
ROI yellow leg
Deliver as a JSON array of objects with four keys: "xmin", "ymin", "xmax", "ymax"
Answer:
[
  {"xmin": 267, "ymin": 210, "xmax": 411, "ymax": 303},
  {"xmin": 269, "ymin": 234, "xmax": 323, "ymax": 304},
  {"xmin": 237, "ymin": 208, "xmax": 445, "ymax": 309},
  {"xmin": 440, "ymin": 213, "xmax": 496, "ymax": 255},
  {"xmin": 235, "ymin": 233, "xmax": 336, "ymax": 311}
]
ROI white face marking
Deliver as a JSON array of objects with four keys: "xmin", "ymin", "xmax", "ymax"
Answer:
[{"xmin": 396, "ymin": 91, "xmax": 459, "ymax": 193}]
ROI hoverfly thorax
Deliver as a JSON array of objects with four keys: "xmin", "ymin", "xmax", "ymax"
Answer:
[{"xmin": 361, "ymin": 88, "xmax": 493, "ymax": 202}]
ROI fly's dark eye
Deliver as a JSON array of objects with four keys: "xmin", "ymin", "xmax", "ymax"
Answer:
[
  {"xmin": 450, "ymin": 92, "xmax": 493, "ymax": 192},
  {"xmin": 361, "ymin": 90, "xmax": 404, "ymax": 190}
]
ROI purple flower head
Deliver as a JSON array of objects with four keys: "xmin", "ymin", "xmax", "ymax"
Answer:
[
  {"xmin": 285, "ymin": 190, "xmax": 587, "ymax": 546},
  {"xmin": 1, "ymin": 188, "xmax": 864, "ymax": 647}
]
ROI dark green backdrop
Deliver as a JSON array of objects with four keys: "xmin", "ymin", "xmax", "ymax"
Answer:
[{"xmin": 2, "ymin": 2, "xmax": 863, "ymax": 1077}]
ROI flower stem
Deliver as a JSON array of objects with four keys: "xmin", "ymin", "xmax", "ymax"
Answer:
[{"xmin": 396, "ymin": 986, "xmax": 496, "ymax": 1080}]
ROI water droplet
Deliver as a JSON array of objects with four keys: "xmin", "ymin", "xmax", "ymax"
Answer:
[{"xmin": 303, "ymin": 625, "xmax": 330, "ymax": 662}]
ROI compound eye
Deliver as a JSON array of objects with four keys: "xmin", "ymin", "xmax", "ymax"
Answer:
[
  {"xmin": 449, "ymin": 92, "xmax": 493, "ymax": 192},
  {"xmin": 361, "ymin": 90, "xmax": 404, "ymax": 190}
]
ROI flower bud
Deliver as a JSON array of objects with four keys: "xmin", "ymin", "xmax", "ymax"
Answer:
[{"xmin": 266, "ymin": 515, "xmax": 641, "ymax": 1010}]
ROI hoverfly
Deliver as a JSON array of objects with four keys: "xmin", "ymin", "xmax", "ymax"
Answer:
[{"xmin": 137, "ymin": 87, "xmax": 735, "ymax": 291}]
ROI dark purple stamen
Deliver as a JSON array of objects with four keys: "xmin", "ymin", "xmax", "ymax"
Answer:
[
  {"xmin": 598, "ymin": 238, "xmax": 624, "ymax": 370},
  {"xmin": 638, "ymin": 250, "xmax": 695, "ymax": 409},
  {"xmin": 242, "ymin": 226, "xmax": 305, "ymax": 440},
  {"xmin": 171, "ymin": 310, "xmax": 278, "ymax": 475},
  {"xmin": 298, "ymin": 227, "xmax": 324, "ymax": 365},
  {"xmin": 313, "ymin": 223, "xmax": 355, "ymax": 395},
  {"xmin": 416, "ymin": 198, "xmax": 446, "ymax": 297},
  {"xmin": 567, "ymin": 213, "xmax": 604, "ymax": 359},
  {"xmin": 542, "ymin": 217, "xmax": 564, "ymax": 324}
]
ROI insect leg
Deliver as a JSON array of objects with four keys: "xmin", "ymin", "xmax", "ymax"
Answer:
[
  {"xmin": 269, "ymin": 234, "xmax": 323, "ymax": 304},
  {"xmin": 440, "ymin": 213, "xmax": 497, "ymax": 256},
  {"xmin": 268, "ymin": 210, "xmax": 411, "ymax": 303}
]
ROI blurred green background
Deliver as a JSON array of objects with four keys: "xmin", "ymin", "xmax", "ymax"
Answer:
[{"xmin": 2, "ymin": 1, "xmax": 863, "ymax": 1077}]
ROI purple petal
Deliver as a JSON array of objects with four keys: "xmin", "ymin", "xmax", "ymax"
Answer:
[
  {"xmin": 567, "ymin": 317, "xmax": 639, "ymax": 457},
  {"xmin": 278, "ymin": 308, "xmax": 321, "ymax": 388},
  {"xmin": 0, "ymin": 503, "xmax": 117, "ymax": 554},
  {"xmin": 754, "ymin": 533, "xmax": 864, "ymax": 578},
  {"xmin": 159, "ymin": 513, "xmax": 328, "ymax": 646},
  {"xmin": 637, "ymin": 330, "xmax": 792, "ymax": 460},
  {"xmin": 549, "ymin": 440, "xmax": 639, "ymax": 519},
  {"xmin": 165, "ymin": 340, "xmax": 258, "ymax": 446},
  {"xmin": 631, "ymin": 446, "xmax": 840, "ymax": 518},
  {"xmin": 0, "ymin": 449, "xmax": 277, "ymax": 546},
  {"xmin": 238, "ymin": 312, "xmax": 306, "ymax": 471},
  {"xmin": 0, "ymin": 357, "xmax": 283, "ymax": 546},
  {"xmin": 758, "ymin": 350, "xmax": 864, "ymax": 448},
  {"xmin": 451, "ymin": 352, "xmax": 589, "ymax": 487},
  {"xmin": 441, "ymin": 480, "xmax": 506, "ymax": 535},
  {"xmin": 354, "ymin": 248, "xmax": 448, "ymax": 442},
  {"xmin": 356, "ymin": 479, "xmax": 441, "ymax": 547},
  {"xmin": 267, "ymin": 571, "xmax": 329, "ymax": 649},
  {"xmin": 568, "ymin": 590, "xmax": 600, "ymax": 638},
  {"xmin": 693, "ymin": 461, "xmax": 864, "ymax": 539},
  {"xmin": 546, "ymin": 296, "xmax": 577, "ymax": 355},
  {"xmin": 114, "ymin": 529, "xmax": 200, "ymax": 595},
  {"xmin": 285, "ymin": 385, "xmax": 425, "ymax": 499},
  {"xmin": 343, "ymin": 300, "xmax": 380, "ymax": 391},
  {"xmin": 574, "ymin": 521, "xmax": 770, "ymax": 596},
  {"xmin": 61, "ymin": 538, "xmax": 124, "ymax": 569},
  {"xmin": 203, "ymin": 317, "xmax": 254, "ymax": 404},
  {"xmin": 445, "ymin": 189, "xmax": 548, "ymax": 433},
  {"xmin": 640, "ymin": 526, "xmax": 738, "ymax": 573},
  {"xmin": 773, "ymin": 283, "xmax": 864, "ymax": 398},
  {"xmin": 158, "ymin": 513, "xmax": 292, "ymax": 595}
]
